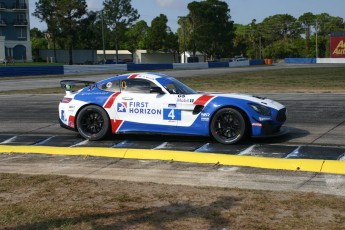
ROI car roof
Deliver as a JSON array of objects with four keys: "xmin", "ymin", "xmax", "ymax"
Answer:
[{"xmin": 97, "ymin": 72, "xmax": 173, "ymax": 85}]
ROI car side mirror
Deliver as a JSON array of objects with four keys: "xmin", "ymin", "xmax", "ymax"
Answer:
[{"xmin": 150, "ymin": 86, "xmax": 165, "ymax": 94}]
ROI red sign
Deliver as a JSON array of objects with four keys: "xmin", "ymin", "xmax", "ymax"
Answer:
[{"xmin": 331, "ymin": 36, "xmax": 345, "ymax": 58}]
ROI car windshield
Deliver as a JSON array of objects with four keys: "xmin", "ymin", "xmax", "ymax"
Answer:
[{"xmin": 161, "ymin": 77, "xmax": 197, "ymax": 94}]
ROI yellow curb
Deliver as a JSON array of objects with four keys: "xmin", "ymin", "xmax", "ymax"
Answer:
[
  {"xmin": 1, "ymin": 145, "xmax": 345, "ymax": 175},
  {"xmin": 321, "ymin": 160, "xmax": 345, "ymax": 175}
]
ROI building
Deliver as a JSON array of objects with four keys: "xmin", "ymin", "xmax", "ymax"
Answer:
[
  {"xmin": 0, "ymin": 0, "xmax": 32, "ymax": 62},
  {"xmin": 180, "ymin": 51, "xmax": 205, "ymax": 63}
]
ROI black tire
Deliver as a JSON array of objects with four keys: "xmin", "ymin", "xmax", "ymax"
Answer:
[
  {"xmin": 210, "ymin": 107, "xmax": 247, "ymax": 144},
  {"xmin": 76, "ymin": 105, "xmax": 110, "ymax": 141}
]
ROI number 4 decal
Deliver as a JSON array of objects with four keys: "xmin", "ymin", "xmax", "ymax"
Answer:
[{"xmin": 163, "ymin": 109, "xmax": 181, "ymax": 120}]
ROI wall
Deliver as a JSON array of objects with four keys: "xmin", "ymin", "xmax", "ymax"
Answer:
[
  {"xmin": 140, "ymin": 53, "xmax": 177, "ymax": 64},
  {"xmin": 285, "ymin": 58, "xmax": 345, "ymax": 64},
  {"xmin": 1, "ymin": 60, "xmax": 265, "ymax": 77},
  {"xmin": 39, "ymin": 50, "xmax": 97, "ymax": 64}
]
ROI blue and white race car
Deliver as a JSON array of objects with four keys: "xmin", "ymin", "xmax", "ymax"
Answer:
[{"xmin": 59, "ymin": 72, "xmax": 286, "ymax": 144}]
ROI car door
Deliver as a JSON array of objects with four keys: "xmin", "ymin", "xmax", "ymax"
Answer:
[{"xmin": 115, "ymin": 78, "xmax": 178, "ymax": 132}]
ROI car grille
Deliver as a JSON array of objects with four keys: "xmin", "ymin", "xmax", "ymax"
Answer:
[{"xmin": 277, "ymin": 108, "xmax": 287, "ymax": 122}]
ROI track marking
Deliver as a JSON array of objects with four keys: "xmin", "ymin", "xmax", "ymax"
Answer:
[
  {"xmin": 284, "ymin": 146, "xmax": 302, "ymax": 158},
  {"xmin": 1, "ymin": 145, "xmax": 345, "ymax": 174},
  {"xmin": 0, "ymin": 136, "xmax": 17, "ymax": 144},
  {"xmin": 238, "ymin": 145, "xmax": 256, "ymax": 155},
  {"xmin": 153, "ymin": 142, "xmax": 168, "ymax": 150},
  {"xmin": 71, "ymin": 139, "xmax": 89, "ymax": 147},
  {"xmin": 34, "ymin": 136, "xmax": 56, "ymax": 146}
]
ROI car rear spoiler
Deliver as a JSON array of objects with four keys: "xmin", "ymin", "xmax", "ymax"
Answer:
[{"xmin": 60, "ymin": 80, "xmax": 96, "ymax": 92}]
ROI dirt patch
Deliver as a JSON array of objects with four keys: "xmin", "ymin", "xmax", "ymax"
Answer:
[{"xmin": 0, "ymin": 173, "xmax": 345, "ymax": 229}]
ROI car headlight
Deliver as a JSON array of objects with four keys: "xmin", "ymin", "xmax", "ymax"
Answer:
[{"xmin": 248, "ymin": 103, "xmax": 272, "ymax": 116}]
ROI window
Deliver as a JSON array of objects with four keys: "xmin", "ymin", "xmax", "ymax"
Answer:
[
  {"xmin": 98, "ymin": 80, "xmax": 120, "ymax": 92},
  {"xmin": 16, "ymin": 28, "xmax": 26, "ymax": 39},
  {"xmin": 17, "ymin": 13, "xmax": 25, "ymax": 21},
  {"xmin": 121, "ymin": 79, "xmax": 157, "ymax": 93}
]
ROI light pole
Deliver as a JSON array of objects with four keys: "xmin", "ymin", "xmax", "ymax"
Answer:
[
  {"xmin": 178, "ymin": 16, "xmax": 187, "ymax": 63},
  {"xmin": 101, "ymin": 10, "xmax": 106, "ymax": 63},
  {"xmin": 315, "ymin": 19, "xmax": 318, "ymax": 58}
]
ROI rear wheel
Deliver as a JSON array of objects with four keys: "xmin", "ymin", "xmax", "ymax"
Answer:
[
  {"xmin": 210, "ymin": 108, "xmax": 247, "ymax": 144},
  {"xmin": 76, "ymin": 105, "xmax": 110, "ymax": 140}
]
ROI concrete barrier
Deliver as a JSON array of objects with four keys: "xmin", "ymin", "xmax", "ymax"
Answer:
[
  {"xmin": 0, "ymin": 60, "xmax": 258, "ymax": 77},
  {"xmin": 285, "ymin": 58, "xmax": 317, "ymax": 64},
  {"xmin": 127, "ymin": 63, "xmax": 173, "ymax": 71},
  {"xmin": 0, "ymin": 66, "xmax": 64, "ymax": 77},
  {"xmin": 208, "ymin": 62, "xmax": 229, "ymax": 68},
  {"xmin": 229, "ymin": 60, "xmax": 250, "ymax": 67},
  {"xmin": 317, "ymin": 58, "xmax": 345, "ymax": 64},
  {"xmin": 173, "ymin": 63, "xmax": 209, "ymax": 69},
  {"xmin": 64, "ymin": 64, "xmax": 127, "ymax": 75}
]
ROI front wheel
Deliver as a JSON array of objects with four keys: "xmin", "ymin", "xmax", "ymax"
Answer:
[
  {"xmin": 210, "ymin": 108, "xmax": 247, "ymax": 144},
  {"xmin": 76, "ymin": 105, "xmax": 110, "ymax": 141}
]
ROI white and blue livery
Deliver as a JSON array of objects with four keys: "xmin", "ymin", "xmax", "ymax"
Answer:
[{"xmin": 59, "ymin": 73, "xmax": 287, "ymax": 144}]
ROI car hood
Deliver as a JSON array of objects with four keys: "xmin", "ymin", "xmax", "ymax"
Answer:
[{"xmin": 210, "ymin": 93, "xmax": 285, "ymax": 110}]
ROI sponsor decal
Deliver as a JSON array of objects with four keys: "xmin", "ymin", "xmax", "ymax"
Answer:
[
  {"xmin": 259, "ymin": 117, "xmax": 271, "ymax": 121},
  {"xmin": 252, "ymin": 122, "xmax": 262, "ymax": 127},
  {"xmin": 81, "ymin": 92, "xmax": 109, "ymax": 96},
  {"xmin": 201, "ymin": 112, "xmax": 210, "ymax": 121},
  {"xmin": 61, "ymin": 110, "xmax": 66, "ymax": 122},
  {"xmin": 117, "ymin": 101, "xmax": 162, "ymax": 115},
  {"xmin": 68, "ymin": 116, "xmax": 75, "ymax": 128},
  {"xmin": 177, "ymin": 98, "xmax": 195, "ymax": 103},
  {"xmin": 117, "ymin": 102, "xmax": 127, "ymax": 112},
  {"xmin": 163, "ymin": 108, "xmax": 181, "ymax": 120}
]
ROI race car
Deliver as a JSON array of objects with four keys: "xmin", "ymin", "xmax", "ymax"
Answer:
[{"xmin": 59, "ymin": 72, "xmax": 286, "ymax": 144}]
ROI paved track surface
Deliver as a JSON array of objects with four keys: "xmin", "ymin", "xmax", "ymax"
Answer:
[
  {"xmin": 1, "ymin": 93, "xmax": 345, "ymax": 150},
  {"xmin": 1, "ymin": 66, "xmax": 345, "ymax": 195}
]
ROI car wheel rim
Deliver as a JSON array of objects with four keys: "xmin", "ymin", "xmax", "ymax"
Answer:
[
  {"xmin": 80, "ymin": 110, "xmax": 104, "ymax": 135},
  {"xmin": 214, "ymin": 111, "xmax": 242, "ymax": 141}
]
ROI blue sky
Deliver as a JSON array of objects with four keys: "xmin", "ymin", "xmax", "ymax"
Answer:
[{"xmin": 29, "ymin": 0, "xmax": 345, "ymax": 32}]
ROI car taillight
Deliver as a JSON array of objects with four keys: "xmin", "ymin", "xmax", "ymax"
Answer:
[{"xmin": 61, "ymin": 97, "xmax": 72, "ymax": 103}]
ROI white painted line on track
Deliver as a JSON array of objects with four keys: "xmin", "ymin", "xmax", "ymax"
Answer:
[
  {"xmin": 238, "ymin": 144, "xmax": 256, "ymax": 155},
  {"xmin": 0, "ymin": 136, "xmax": 17, "ymax": 144},
  {"xmin": 284, "ymin": 146, "xmax": 302, "ymax": 158},
  {"xmin": 71, "ymin": 139, "xmax": 89, "ymax": 147},
  {"xmin": 153, "ymin": 142, "xmax": 168, "ymax": 150},
  {"xmin": 34, "ymin": 136, "xmax": 56, "ymax": 146}
]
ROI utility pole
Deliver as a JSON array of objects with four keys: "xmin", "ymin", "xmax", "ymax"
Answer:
[
  {"xmin": 315, "ymin": 19, "xmax": 318, "ymax": 58},
  {"xmin": 101, "ymin": 10, "xmax": 106, "ymax": 63},
  {"xmin": 178, "ymin": 16, "xmax": 187, "ymax": 63}
]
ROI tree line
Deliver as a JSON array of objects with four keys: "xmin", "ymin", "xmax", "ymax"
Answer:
[{"xmin": 31, "ymin": 0, "xmax": 345, "ymax": 64}]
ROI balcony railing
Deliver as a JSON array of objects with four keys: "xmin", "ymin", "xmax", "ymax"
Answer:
[
  {"xmin": 0, "ymin": 19, "xmax": 6, "ymax": 26},
  {"xmin": 13, "ymin": 3, "xmax": 27, "ymax": 10},
  {"xmin": 13, "ymin": 19, "xmax": 27, "ymax": 26},
  {"xmin": 0, "ymin": 2, "xmax": 6, "ymax": 9}
]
